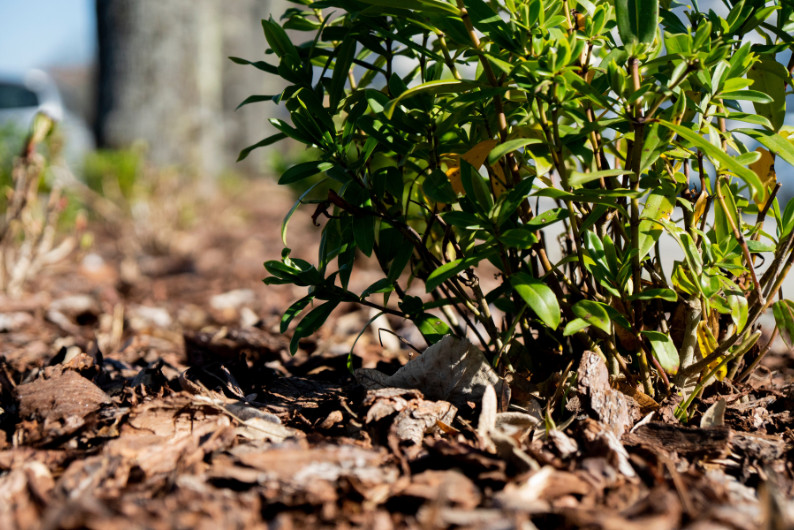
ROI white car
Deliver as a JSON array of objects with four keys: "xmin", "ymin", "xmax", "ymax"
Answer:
[{"xmin": 0, "ymin": 69, "xmax": 93, "ymax": 171}]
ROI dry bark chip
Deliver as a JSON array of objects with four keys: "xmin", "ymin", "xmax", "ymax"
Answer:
[
  {"xmin": 15, "ymin": 370, "xmax": 111, "ymax": 442},
  {"xmin": 362, "ymin": 388, "xmax": 457, "ymax": 452},
  {"xmin": 399, "ymin": 469, "xmax": 482, "ymax": 510},
  {"xmin": 622, "ymin": 422, "xmax": 732, "ymax": 458},
  {"xmin": 577, "ymin": 350, "xmax": 641, "ymax": 437}
]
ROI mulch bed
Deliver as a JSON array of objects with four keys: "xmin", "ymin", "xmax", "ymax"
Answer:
[{"xmin": 0, "ymin": 179, "xmax": 792, "ymax": 529}]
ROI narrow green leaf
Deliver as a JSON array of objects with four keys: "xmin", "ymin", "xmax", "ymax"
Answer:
[
  {"xmin": 238, "ymin": 132, "xmax": 287, "ymax": 162},
  {"xmin": 615, "ymin": 0, "xmax": 659, "ymax": 45},
  {"xmin": 281, "ymin": 178, "xmax": 327, "ymax": 245},
  {"xmin": 384, "ymin": 79, "xmax": 473, "ymax": 119},
  {"xmin": 772, "ymin": 299, "xmax": 794, "ymax": 347},
  {"xmin": 718, "ymin": 90, "xmax": 774, "ymax": 104},
  {"xmin": 353, "ymin": 215, "xmax": 375, "ymax": 256},
  {"xmin": 568, "ymin": 169, "xmax": 632, "ymax": 189},
  {"xmin": 278, "ymin": 160, "xmax": 334, "ymax": 185},
  {"xmin": 727, "ymin": 292, "xmax": 748, "ymax": 331},
  {"xmin": 426, "ymin": 254, "xmax": 488, "ymax": 292},
  {"xmin": 290, "ymin": 301, "xmax": 339, "ymax": 354},
  {"xmin": 361, "ymin": 278, "xmax": 394, "ymax": 298},
  {"xmin": 486, "ymin": 138, "xmax": 543, "ymax": 165},
  {"xmin": 499, "ymin": 228, "xmax": 539, "ymax": 249},
  {"xmin": 329, "ymin": 36, "xmax": 357, "ymax": 111},
  {"xmin": 235, "ymin": 94, "xmax": 277, "ymax": 111},
  {"xmin": 659, "ymin": 120, "xmax": 764, "ymax": 200},
  {"xmin": 641, "ymin": 330, "xmax": 679, "ymax": 374},
  {"xmin": 571, "ymin": 300, "xmax": 612, "ymax": 334},
  {"xmin": 416, "ymin": 313, "xmax": 451, "ymax": 345},
  {"xmin": 638, "ymin": 186, "xmax": 676, "ymax": 260},
  {"xmin": 747, "ymin": 55, "xmax": 788, "ymax": 131},
  {"xmin": 628, "ymin": 288, "xmax": 678, "ymax": 302},
  {"xmin": 510, "ymin": 272, "xmax": 561, "ymax": 330},
  {"xmin": 525, "ymin": 208, "xmax": 570, "ymax": 229},
  {"xmin": 228, "ymin": 56, "xmax": 278, "ymax": 74},
  {"xmin": 563, "ymin": 318, "xmax": 591, "ymax": 336},
  {"xmin": 735, "ymin": 128, "xmax": 794, "ymax": 168},
  {"xmin": 281, "ymin": 295, "xmax": 314, "ymax": 333}
]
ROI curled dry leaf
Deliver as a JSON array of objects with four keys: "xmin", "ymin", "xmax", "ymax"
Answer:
[
  {"xmin": 496, "ymin": 466, "xmax": 592, "ymax": 512},
  {"xmin": 700, "ymin": 397, "xmax": 727, "ymax": 428},
  {"xmin": 356, "ymin": 335, "xmax": 508, "ymax": 412}
]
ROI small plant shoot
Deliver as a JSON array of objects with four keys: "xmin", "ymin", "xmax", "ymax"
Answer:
[{"xmin": 240, "ymin": 0, "xmax": 794, "ymax": 419}]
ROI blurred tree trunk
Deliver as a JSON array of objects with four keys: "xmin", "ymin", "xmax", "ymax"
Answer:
[{"xmin": 95, "ymin": 0, "xmax": 283, "ymax": 177}]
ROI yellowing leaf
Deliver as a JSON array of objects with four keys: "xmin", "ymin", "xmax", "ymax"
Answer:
[
  {"xmin": 489, "ymin": 161, "xmax": 508, "ymax": 198},
  {"xmin": 692, "ymin": 190, "xmax": 708, "ymax": 227},
  {"xmin": 444, "ymin": 166, "xmax": 465, "ymax": 194},
  {"xmin": 748, "ymin": 147, "xmax": 776, "ymax": 206},
  {"xmin": 696, "ymin": 320, "xmax": 726, "ymax": 381},
  {"xmin": 444, "ymin": 139, "xmax": 501, "ymax": 196},
  {"xmin": 462, "ymin": 139, "xmax": 499, "ymax": 168}
]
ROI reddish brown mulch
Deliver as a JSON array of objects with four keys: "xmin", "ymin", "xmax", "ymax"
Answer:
[{"xmin": 0, "ymin": 179, "xmax": 792, "ymax": 529}]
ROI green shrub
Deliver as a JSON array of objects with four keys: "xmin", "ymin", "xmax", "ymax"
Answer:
[{"xmin": 239, "ymin": 0, "xmax": 794, "ymax": 419}]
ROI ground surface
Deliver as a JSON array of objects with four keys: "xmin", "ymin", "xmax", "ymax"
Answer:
[{"xmin": 0, "ymin": 178, "xmax": 793, "ymax": 529}]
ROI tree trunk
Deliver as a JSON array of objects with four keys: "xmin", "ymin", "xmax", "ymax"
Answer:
[{"xmin": 95, "ymin": 0, "xmax": 283, "ymax": 177}]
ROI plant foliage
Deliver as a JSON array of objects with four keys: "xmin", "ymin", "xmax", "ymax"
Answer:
[{"xmin": 240, "ymin": 0, "xmax": 794, "ymax": 418}]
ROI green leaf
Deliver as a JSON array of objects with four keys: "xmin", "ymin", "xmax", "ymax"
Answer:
[
  {"xmin": 361, "ymin": 278, "xmax": 394, "ymax": 298},
  {"xmin": 262, "ymin": 17, "xmax": 301, "ymax": 63},
  {"xmin": 615, "ymin": 0, "xmax": 659, "ymax": 45},
  {"xmin": 384, "ymin": 79, "xmax": 473, "ymax": 119},
  {"xmin": 718, "ymin": 90, "xmax": 774, "ymax": 104},
  {"xmin": 290, "ymin": 300, "xmax": 339, "ymax": 354},
  {"xmin": 280, "ymin": 295, "xmax": 314, "ymax": 333},
  {"xmin": 499, "ymin": 228, "xmax": 539, "ymax": 249},
  {"xmin": 486, "ymin": 138, "xmax": 543, "ymax": 165},
  {"xmin": 735, "ymin": 128, "xmax": 794, "ymax": 168},
  {"xmin": 659, "ymin": 120, "xmax": 764, "ymax": 200},
  {"xmin": 423, "ymin": 168, "xmax": 458, "ymax": 203},
  {"xmin": 416, "ymin": 313, "xmax": 451, "ymax": 345},
  {"xmin": 426, "ymin": 253, "xmax": 490, "ymax": 292},
  {"xmin": 281, "ymin": 178, "xmax": 327, "ymax": 245},
  {"xmin": 238, "ymin": 132, "xmax": 287, "ymax": 162},
  {"xmin": 235, "ymin": 94, "xmax": 277, "ymax": 111},
  {"xmin": 772, "ymin": 299, "xmax": 794, "ymax": 347},
  {"xmin": 628, "ymin": 288, "xmax": 678, "ymax": 302},
  {"xmin": 563, "ymin": 318, "xmax": 591, "ymax": 336},
  {"xmin": 571, "ymin": 300, "xmax": 612, "ymax": 334},
  {"xmin": 357, "ymin": 0, "xmax": 460, "ymax": 15},
  {"xmin": 353, "ymin": 215, "xmax": 375, "ymax": 256},
  {"xmin": 638, "ymin": 186, "xmax": 676, "ymax": 260},
  {"xmin": 641, "ymin": 330, "xmax": 679, "ymax": 374},
  {"xmin": 329, "ymin": 36, "xmax": 357, "ymax": 111},
  {"xmin": 568, "ymin": 169, "xmax": 632, "ymax": 189},
  {"xmin": 510, "ymin": 272, "xmax": 561, "ymax": 330},
  {"xmin": 747, "ymin": 55, "xmax": 789, "ymax": 131},
  {"xmin": 525, "ymin": 208, "xmax": 570, "ymax": 229},
  {"xmin": 727, "ymin": 292, "xmax": 748, "ymax": 331},
  {"xmin": 278, "ymin": 160, "xmax": 334, "ymax": 185},
  {"xmin": 228, "ymin": 56, "xmax": 278, "ymax": 74}
]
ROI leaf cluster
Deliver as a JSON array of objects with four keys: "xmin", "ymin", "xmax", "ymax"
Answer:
[{"xmin": 239, "ymin": 0, "xmax": 794, "ymax": 417}]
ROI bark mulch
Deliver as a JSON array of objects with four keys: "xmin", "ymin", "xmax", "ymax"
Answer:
[{"xmin": 0, "ymin": 179, "xmax": 792, "ymax": 529}]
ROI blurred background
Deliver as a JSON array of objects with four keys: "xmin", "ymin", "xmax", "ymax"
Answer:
[{"xmin": 0, "ymin": 0, "xmax": 288, "ymax": 180}]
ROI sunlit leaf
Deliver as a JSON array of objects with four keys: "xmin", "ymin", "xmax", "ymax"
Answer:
[
  {"xmin": 641, "ymin": 330, "xmax": 679, "ymax": 374},
  {"xmin": 510, "ymin": 272, "xmax": 560, "ymax": 330}
]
